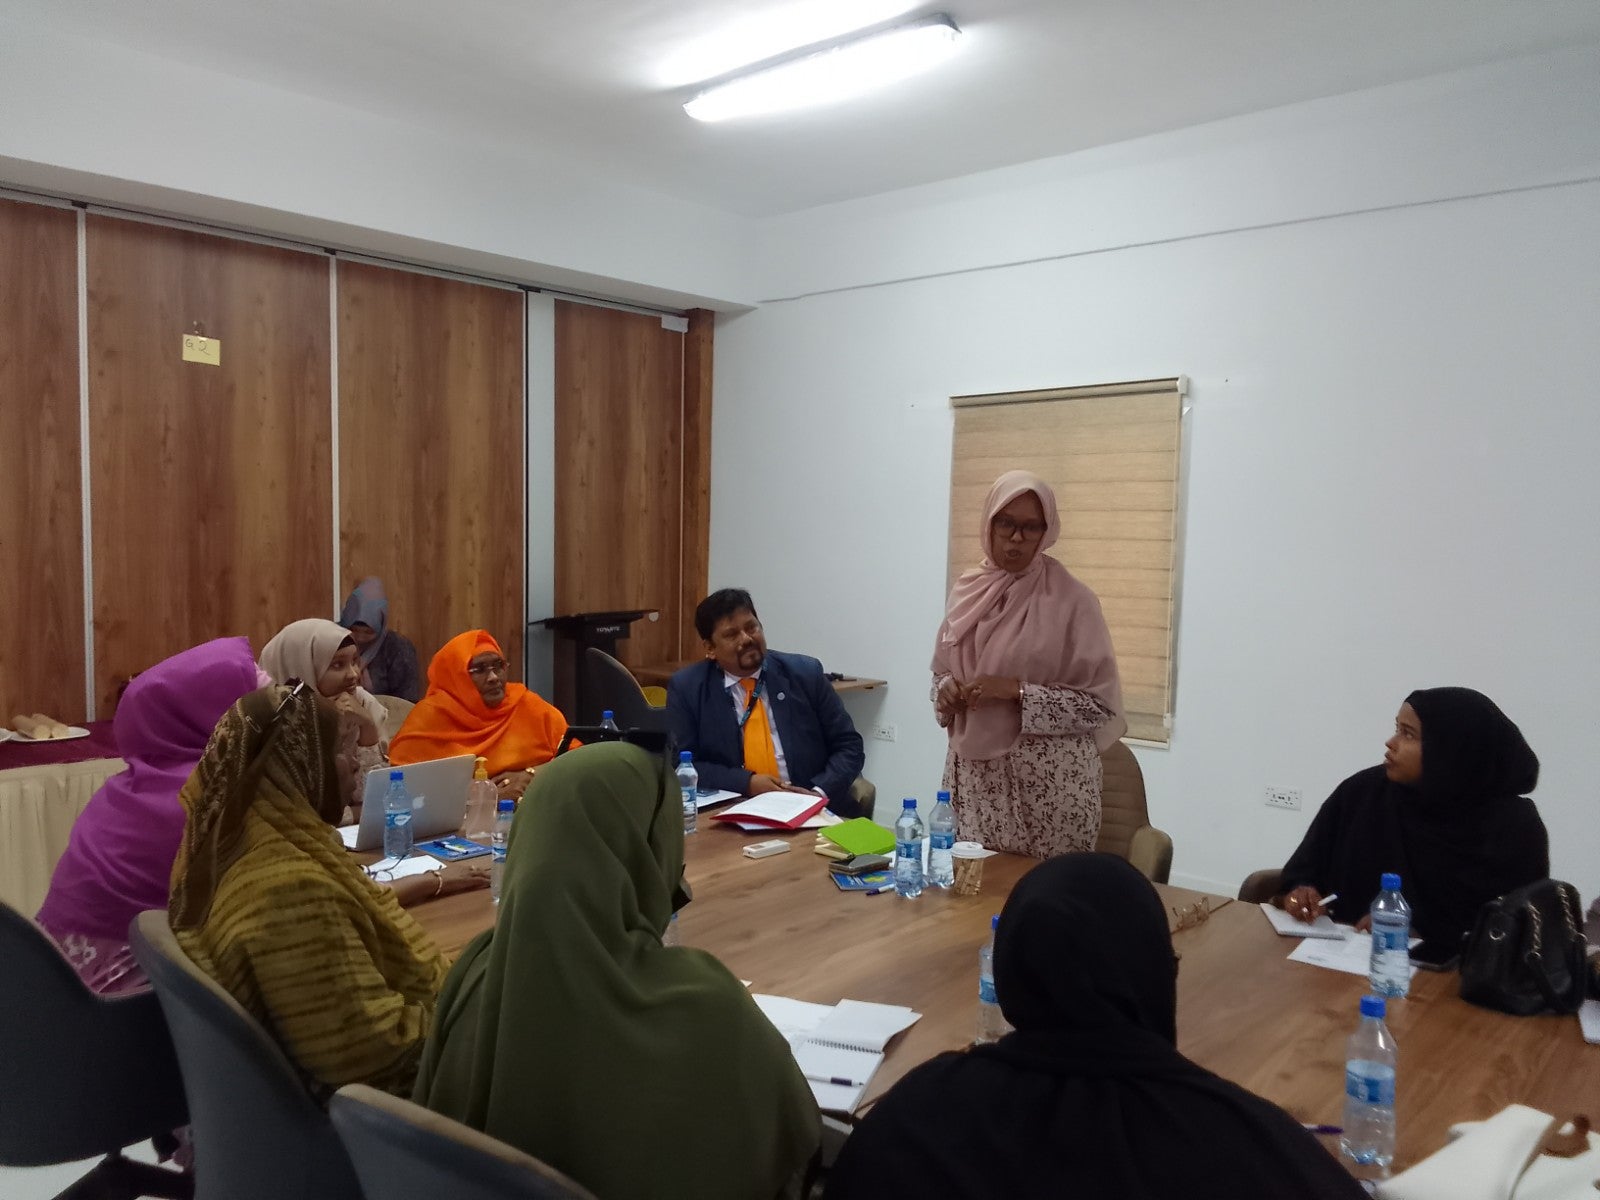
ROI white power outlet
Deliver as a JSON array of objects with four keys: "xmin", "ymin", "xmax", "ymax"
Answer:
[
  {"xmin": 1263, "ymin": 787, "xmax": 1302, "ymax": 811},
  {"xmin": 871, "ymin": 723, "xmax": 898, "ymax": 743}
]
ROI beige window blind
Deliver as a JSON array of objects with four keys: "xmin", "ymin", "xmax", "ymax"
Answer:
[{"xmin": 948, "ymin": 378, "xmax": 1184, "ymax": 744}]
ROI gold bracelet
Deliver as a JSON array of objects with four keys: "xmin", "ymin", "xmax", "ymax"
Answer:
[{"xmin": 431, "ymin": 870, "xmax": 445, "ymax": 899}]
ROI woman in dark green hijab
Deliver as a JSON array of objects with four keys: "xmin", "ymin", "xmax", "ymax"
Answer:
[{"xmin": 414, "ymin": 741, "xmax": 821, "ymax": 1199}]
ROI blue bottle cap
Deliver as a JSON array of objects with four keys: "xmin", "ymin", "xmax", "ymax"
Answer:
[
  {"xmin": 991, "ymin": 914, "xmax": 1001, "ymax": 929},
  {"xmin": 936, "ymin": 790, "xmax": 951, "ymax": 802},
  {"xmin": 602, "ymin": 710, "xmax": 614, "ymax": 720},
  {"xmin": 389, "ymin": 769, "xmax": 404, "ymax": 781},
  {"xmin": 497, "ymin": 798, "xmax": 516, "ymax": 812},
  {"xmin": 1381, "ymin": 872, "xmax": 1402, "ymax": 891},
  {"xmin": 1360, "ymin": 995, "xmax": 1386, "ymax": 1019},
  {"xmin": 901, "ymin": 797, "xmax": 917, "ymax": 809},
  {"xmin": 679, "ymin": 750, "xmax": 692, "ymax": 762}
]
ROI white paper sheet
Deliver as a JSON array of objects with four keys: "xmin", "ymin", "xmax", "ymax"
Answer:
[
  {"xmin": 1287, "ymin": 926, "xmax": 1420, "ymax": 979},
  {"xmin": 693, "ymin": 787, "xmax": 742, "ymax": 810},
  {"xmin": 713, "ymin": 791, "xmax": 827, "ymax": 827},
  {"xmin": 338, "ymin": 825, "xmax": 360, "ymax": 849},
  {"xmin": 366, "ymin": 853, "xmax": 443, "ymax": 880},
  {"xmin": 1580, "ymin": 999, "xmax": 1600, "ymax": 1045}
]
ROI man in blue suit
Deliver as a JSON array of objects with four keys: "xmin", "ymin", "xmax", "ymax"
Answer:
[{"xmin": 668, "ymin": 588, "xmax": 867, "ymax": 817}]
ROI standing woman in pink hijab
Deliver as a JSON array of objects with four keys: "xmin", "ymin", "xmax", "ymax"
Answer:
[{"xmin": 932, "ymin": 470, "xmax": 1126, "ymax": 858}]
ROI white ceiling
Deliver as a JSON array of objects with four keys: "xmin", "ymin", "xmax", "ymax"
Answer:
[{"xmin": 20, "ymin": 0, "xmax": 1600, "ymax": 217}]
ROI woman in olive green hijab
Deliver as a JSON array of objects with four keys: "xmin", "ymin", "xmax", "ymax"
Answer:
[{"xmin": 414, "ymin": 741, "xmax": 820, "ymax": 1199}]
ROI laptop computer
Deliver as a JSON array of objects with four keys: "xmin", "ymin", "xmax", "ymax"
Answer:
[{"xmin": 346, "ymin": 754, "xmax": 476, "ymax": 853}]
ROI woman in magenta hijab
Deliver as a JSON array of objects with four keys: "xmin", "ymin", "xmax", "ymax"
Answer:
[
  {"xmin": 932, "ymin": 470, "xmax": 1126, "ymax": 858},
  {"xmin": 35, "ymin": 637, "xmax": 263, "ymax": 994}
]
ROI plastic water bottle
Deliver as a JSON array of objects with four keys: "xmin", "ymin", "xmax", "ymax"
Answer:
[
  {"xmin": 1341, "ymin": 994, "xmax": 1398, "ymax": 1174},
  {"xmin": 463, "ymin": 756, "xmax": 497, "ymax": 844},
  {"xmin": 976, "ymin": 913, "xmax": 1011, "ymax": 1044},
  {"xmin": 383, "ymin": 769, "xmax": 413, "ymax": 860},
  {"xmin": 1369, "ymin": 873, "xmax": 1412, "ymax": 998},
  {"xmin": 676, "ymin": 751, "xmax": 699, "ymax": 835},
  {"xmin": 599, "ymin": 710, "xmax": 620, "ymax": 731},
  {"xmin": 928, "ymin": 790, "xmax": 955, "ymax": 889},
  {"xmin": 490, "ymin": 798, "xmax": 515, "ymax": 904},
  {"xmin": 894, "ymin": 798, "xmax": 924, "ymax": 899}
]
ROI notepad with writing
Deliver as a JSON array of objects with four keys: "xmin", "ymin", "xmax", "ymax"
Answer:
[
  {"xmin": 1259, "ymin": 902, "xmax": 1346, "ymax": 939},
  {"xmin": 752, "ymin": 995, "xmax": 920, "ymax": 1113}
]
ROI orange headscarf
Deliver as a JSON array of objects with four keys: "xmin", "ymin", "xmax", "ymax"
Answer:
[{"xmin": 389, "ymin": 631, "xmax": 567, "ymax": 776}]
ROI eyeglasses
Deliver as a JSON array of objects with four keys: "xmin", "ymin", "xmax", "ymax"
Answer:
[
  {"xmin": 466, "ymin": 659, "xmax": 509, "ymax": 678},
  {"xmin": 1170, "ymin": 899, "xmax": 1210, "ymax": 933},
  {"xmin": 363, "ymin": 855, "xmax": 408, "ymax": 882},
  {"xmin": 992, "ymin": 515, "xmax": 1047, "ymax": 541}
]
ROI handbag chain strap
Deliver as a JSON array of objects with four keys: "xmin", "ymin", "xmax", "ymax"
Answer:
[{"xmin": 1522, "ymin": 883, "xmax": 1580, "ymax": 966}]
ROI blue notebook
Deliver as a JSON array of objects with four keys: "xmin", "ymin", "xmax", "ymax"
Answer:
[
  {"xmin": 417, "ymin": 836, "xmax": 491, "ymax": 861},
  {"xmin": 830, "ymin": 870, "xmax": 894, "ymax": 892}
]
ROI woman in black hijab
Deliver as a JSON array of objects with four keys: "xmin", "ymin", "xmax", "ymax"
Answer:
[
  {"xmin": 1279, "ymin": 687, "xmax": 1547, "ymax": 951},
  {"xmin": 825, "ymin": 854, "xmax": 1364, "ymax": 1200}
]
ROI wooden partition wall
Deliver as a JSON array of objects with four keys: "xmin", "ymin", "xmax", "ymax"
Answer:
[
  {"xmin": 338, "ymin": 261, "xmax": 526, "ymax": 677},
  {"xmin": 0, "ymin": 200, "xmax": 85, "ymax": 723},
  {"xmin": 1, "ymin": 196, "xmax": 705, "ymax": 723},
  {"xmin": 86, "ymin": 216, "xmax": 334, "ymax": 715},
  {"xmin": 554, "ymin": 302, "xmax": 712, "ymax": 671}
]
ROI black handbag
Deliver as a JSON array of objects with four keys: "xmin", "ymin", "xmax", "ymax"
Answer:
[{"xmin": 1459, "ymin": 879, "xmax": 1588, "ymax": 1015}]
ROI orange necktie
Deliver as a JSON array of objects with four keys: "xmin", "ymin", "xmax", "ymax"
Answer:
[{"xmin": 739, "ymin": 677, "xmax": 781, "ymax": 779}]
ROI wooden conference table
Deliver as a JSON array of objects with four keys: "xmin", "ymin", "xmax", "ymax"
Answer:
[
  {"xmin": 409, "ymin": 825, "xmax": 1600, "ymax": 1171},
  {"xmin": 627, "ymin": 660, "xmax": 886, "ymax": 693}
]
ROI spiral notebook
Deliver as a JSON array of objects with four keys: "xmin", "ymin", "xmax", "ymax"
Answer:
[{"xmin": 752, "ymin": 995, "xmax": 921, "ymax": 1112}]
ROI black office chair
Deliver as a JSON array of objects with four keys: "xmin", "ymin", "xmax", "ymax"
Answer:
[
  {"xmin": 582, "ymin": 647, "xmax": 669, "ymax": 732},
  {"xmin": 329, "ymin": 1085, "xmax": 596, "ymax": 1200},
  {"xmin": 0, "ymin": 901, "xmax": 191, "ymax": 1200},
  {"xmin": 129, "ymin": 912, "xmax": 363, "ymax": 1200}
]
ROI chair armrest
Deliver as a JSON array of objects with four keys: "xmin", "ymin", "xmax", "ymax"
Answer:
[{"xmin": 1128, "ymin": 826, "xmax": 1173, "ymax": 885}]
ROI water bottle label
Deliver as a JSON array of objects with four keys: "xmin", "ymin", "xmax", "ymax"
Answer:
[
  {"xmin": 385, "ymin": 810, "xmax": 411, "ymax": 828},
  {"xmin": 979, "ymin": 977, "xmax": 998, "ymax": 1004},
  {"xmin": 492, "ymin": 846, "xmax": 507, "ymax": 864},
  {"xmin": 1375, "ymin": 926, "xmax": 1408, "ymax": 952},
  {"xmin": 897, "ymin": 839, "xmax": 920, "ymax": 861},
  {"xmin": 1345, "ymin": 1067, "xmax": 1394, "ymax": 1105},
  {"xmin": 931, "ymin": 831, "xmax": 954, "ymax": 850}
]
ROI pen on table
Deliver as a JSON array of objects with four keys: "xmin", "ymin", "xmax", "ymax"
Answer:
[
  {"xmin": 1311, "ymin": 893, "xmax": 1339, "ymax": 912},
  {"xmin": 862, "ymin": 886, "xmax": 893, "ymax": 896},
  {"xmin": 805, "ymin": 1073, "xmax": 868, "ymax": 1088},
  {"xmin": 1302, "ymin": 1124, "xmax": 1343, "ymax": 1135}
]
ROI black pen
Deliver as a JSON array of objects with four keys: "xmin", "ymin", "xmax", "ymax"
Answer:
[
  {"xmin": 1302, "ymin": 1124, "xmax": 1342, "ymax": 1135},
  {"xmin": 805, "ymin": 1073, "xmax": 867, "ymax": 1088}
]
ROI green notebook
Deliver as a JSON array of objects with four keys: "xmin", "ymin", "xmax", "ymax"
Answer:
[{"xmin": 821, "ymin": 818, "xmax": 895, "ymax": 857}]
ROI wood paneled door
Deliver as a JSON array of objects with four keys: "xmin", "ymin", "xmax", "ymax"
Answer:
[
  {"xmin": 86, "ymin": 216, "xmax": 333, "ymax": 716},
  {"xmin": 0, "ymin": 199, "xmax": 85, "ymax": 723},
  {"xmin": 554, "ymin": 301, "xmax": 702, "ymax": 672},
  {"xmin": 337, "ymin": 261, "xmax": 525, "ymax": 680}
]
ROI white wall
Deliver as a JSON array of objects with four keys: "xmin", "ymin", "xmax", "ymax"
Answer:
[
  {"xmin": 0, "ymin": 17, "xmax": 755, "ymax": 311},
  {"xmin": 711, "ymin": 49, "xmax": 1600, "ymax": 897}
]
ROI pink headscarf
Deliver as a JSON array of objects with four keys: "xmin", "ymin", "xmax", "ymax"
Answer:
[
  {"xmin": 932, "ymin": 470, "xmax": 1126, "ymax": 759},
  {"xmin": 35, "ymin": 637, "xmax": 263, "ymax": 941}
]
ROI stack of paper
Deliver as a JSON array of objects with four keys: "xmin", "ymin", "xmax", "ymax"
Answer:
[{"xmin": 752, "ymin": 995, "xmax": 921, "ymax": 1113}]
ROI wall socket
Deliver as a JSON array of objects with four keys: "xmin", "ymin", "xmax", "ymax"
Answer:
[
  {"xmin": 870, "ymin": 723, "xmax": 898, "ymax": 743},
  {"xmin": 1263, "ymin": 787, "xmax": 1302, "ymax": 811}
]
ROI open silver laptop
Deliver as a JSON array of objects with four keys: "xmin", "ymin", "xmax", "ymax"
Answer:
[{"xmin": 347, "ymin": 754, "xmax": 475, "ymax": 852}]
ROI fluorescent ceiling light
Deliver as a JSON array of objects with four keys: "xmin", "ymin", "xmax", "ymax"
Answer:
[
  {"xmin": 684, "ymin": 13, "xmax": 962, "ymax": 123},
  {"xmin": 657, "ymin": 0, "xmax": 921, "ymax": 88}
]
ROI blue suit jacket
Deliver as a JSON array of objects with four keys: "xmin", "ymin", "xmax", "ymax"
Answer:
[{"xmin": 667, "ymin": 650, "xmax": 866, "ymax": 814}]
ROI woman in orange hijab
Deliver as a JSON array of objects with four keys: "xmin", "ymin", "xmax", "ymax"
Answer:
[{"xmin": 390, "ymin": 631, "xmax": 568, "ymax": 799}]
